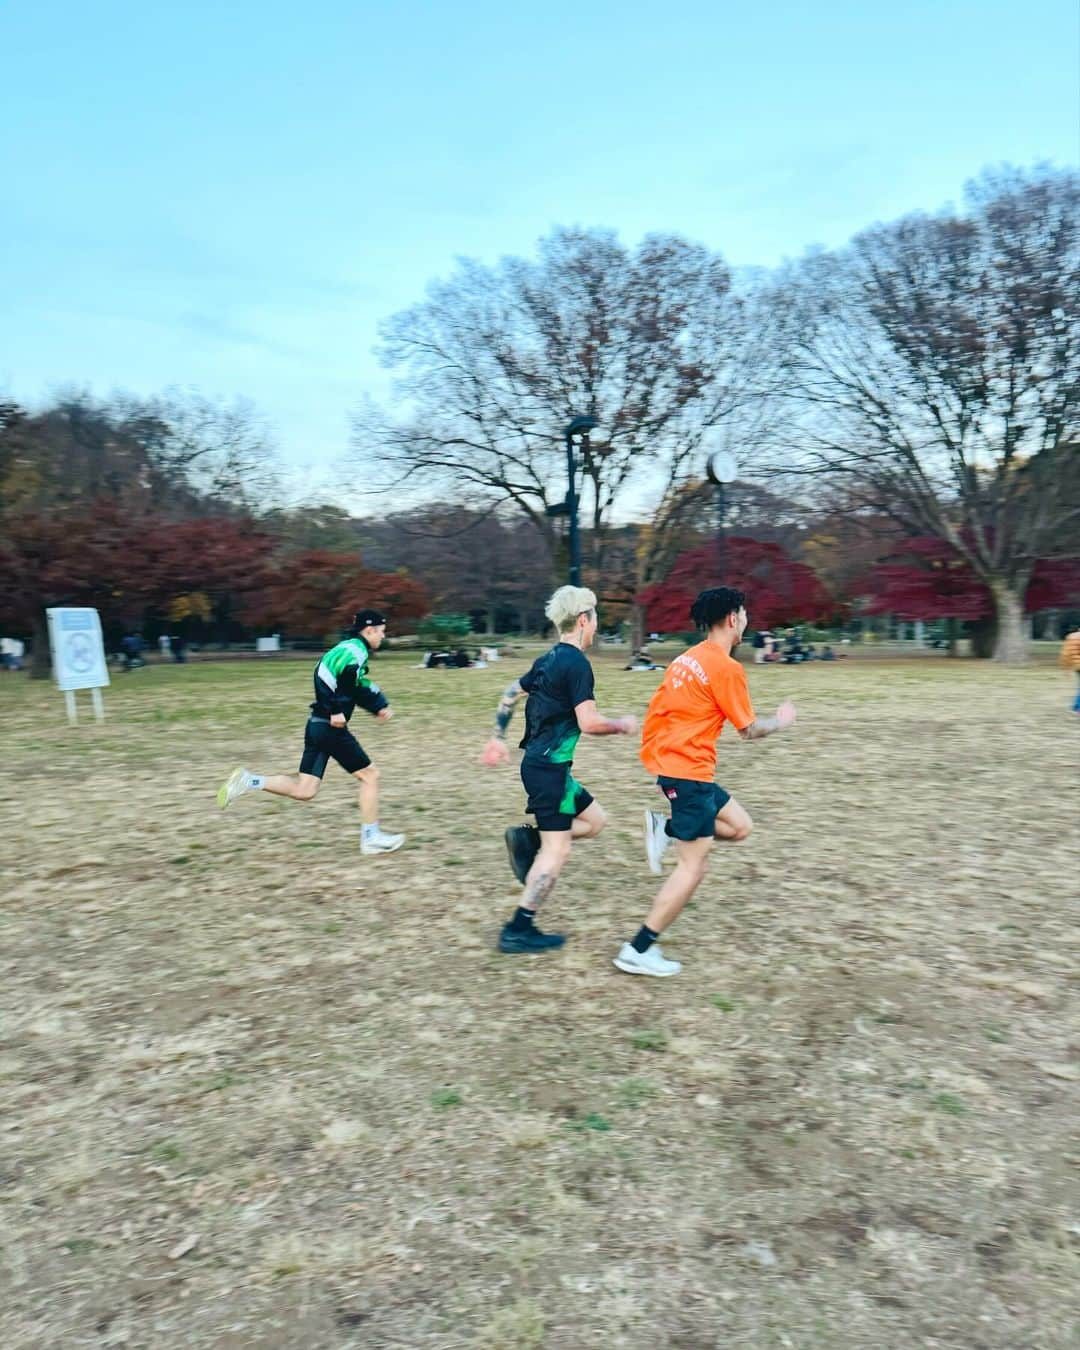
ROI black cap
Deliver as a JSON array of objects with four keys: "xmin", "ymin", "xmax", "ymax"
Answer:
[{"xmin": 352, "ymin": 609, "xmax": 387, "ymax": 633}]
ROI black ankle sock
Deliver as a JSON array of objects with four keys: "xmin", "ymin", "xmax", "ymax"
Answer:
[
  {"xmin": 631, "ymin": 925, "xmax": 659, "ymax": 954},
  {"xmin": 509, "ymin": 906, "xmax": 536, "ymax": 933}
]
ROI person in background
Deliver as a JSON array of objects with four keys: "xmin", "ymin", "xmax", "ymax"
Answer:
[
  {"xmin": 1059, "ymin": 627, "xmax": 1080, "ymax": 714},
  {"xmin": 217, "ymin": 609, "xmax": 406, "ymax": 855}
]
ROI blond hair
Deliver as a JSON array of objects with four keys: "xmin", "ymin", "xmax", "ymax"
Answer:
[{"xmin": 545, "ymin": 585, "xmax": 597, "ymax": 633}]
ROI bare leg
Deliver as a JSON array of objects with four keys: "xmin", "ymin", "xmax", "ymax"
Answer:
[
  {"xmin": 521, "ymin": 831, "xmax": 573, "ymax": 912},
  {"xmin": 713, "ymin": 797, "xmax": 753, "ymax": 843},
  {"xmin": 571, "ymin": 801, "xmax": 606, "ymax": 840},
  {"xmin": 353, "ymin": 764, "xmax": 379, "ymax": 824},
  {"xmin": 259, "ymin": 772, "xmax": 321, "ymax": 802},
  {"xmin": 519, "ymin": 802, "xmax": 604, "ymax": 910},
  {"xmin": 644, "ymin": 836, "xmax": 712, "ymax": 933},
  {"xmin": 644, "ymin": 799, "xmax": 753, "ymax": 933}
]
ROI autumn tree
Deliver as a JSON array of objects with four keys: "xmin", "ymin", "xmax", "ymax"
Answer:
[
  {"xmin": 638, "ymin": 537, "xmax": 834, "ymax": 634},
  {"xmin": 358, "ymin": 506, "xmax": 556, "ymax": 633},
  {"xmin": 861, "ymin": 536, "xmax": 1080, "ymax": 654},
  {"xmin": 0, "ymin": 393, "xmax": 280, "ymax": 673},
  {"xmin": 770, "ymin": 167, "xmax": 1080, "ymax": 664},
  {"xmin": 241, "ymin": 550, "xmax": 429, "ymax": 642},
  {"xmin": 0, "ymin": 501, "xmax": 277, "ymax": 674},
  {"xmin": 357, "ymin": 228, "xmax": 778, "ymax": 625}
]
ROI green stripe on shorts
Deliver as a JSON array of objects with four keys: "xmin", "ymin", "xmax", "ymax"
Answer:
[{"xmin": 559, "ymin": 772, "xmax": 582, "ymax": 816}]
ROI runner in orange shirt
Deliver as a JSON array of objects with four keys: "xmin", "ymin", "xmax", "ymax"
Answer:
[{"xmin": 613, "ymin": 587, "xmax": 796, "ymax": 977}]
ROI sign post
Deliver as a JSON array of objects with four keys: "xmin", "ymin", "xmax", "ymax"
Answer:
[{"xmin": 45, "ymin": 608, "xmax": 110, "ymax": 724}]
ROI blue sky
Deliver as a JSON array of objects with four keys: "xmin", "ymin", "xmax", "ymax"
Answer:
[{"xmin": 1, "ymin": 0, "xmax": 1077, "ymax": 495}]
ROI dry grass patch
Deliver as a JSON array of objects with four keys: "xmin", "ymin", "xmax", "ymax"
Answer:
[{"xmin": 0, "ymin": 651, "xmax": 1077, "ymax": 1347}]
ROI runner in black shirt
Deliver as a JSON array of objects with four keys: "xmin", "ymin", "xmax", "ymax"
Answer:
[{"xmin": 481, "ymin": 585, "xmax": 637, "ymax": 953}]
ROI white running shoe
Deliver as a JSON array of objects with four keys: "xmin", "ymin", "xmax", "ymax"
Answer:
[
  {"xmin": 644, "ymin": 809, "xmax": 671, "ymax": 875},
  {"xmin": 613, "ymin": 941, "xmax": 682, "ymax": 977},
  {"xmin": 360, "ymin": 829, "xmax": 405, "ymax": 855},
  {"xmin": 217, "ymin": 767, "xmax": 254, "ymax": 810}
]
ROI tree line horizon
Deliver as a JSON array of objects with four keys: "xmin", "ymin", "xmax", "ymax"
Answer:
[{"xmin": 2, "ymin": 163, "xmax": 1077, "ymax": 674}]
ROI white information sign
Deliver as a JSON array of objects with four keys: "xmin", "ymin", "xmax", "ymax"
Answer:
[{"xmin": 46, "ymin": 607, "xmax": 110, "ymax": 692}]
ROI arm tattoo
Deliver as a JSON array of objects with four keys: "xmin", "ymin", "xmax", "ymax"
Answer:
[
  {"xmin": 738, "ymin": 715, "xmax": 781, "ymax": 741},
  {"xmin": 494, "ymin": 679, "xmax": 524, "ymax": 738}
]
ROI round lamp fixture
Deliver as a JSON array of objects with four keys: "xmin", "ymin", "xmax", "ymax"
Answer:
[{"xmin": 706, "ymin": 449, "xmax": 738, "ymax": 485}]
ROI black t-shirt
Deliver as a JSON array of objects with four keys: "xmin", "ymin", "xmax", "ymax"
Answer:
[{"xmin": 519, "ymin": 642, "xmax": 595, "ymax": 765}]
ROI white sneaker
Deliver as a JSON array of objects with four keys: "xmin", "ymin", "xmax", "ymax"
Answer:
[
  {"xmin": 644, "ymin": 809, "xmax": 671, "ymax": 875},
  {"xmin": 360, "ymin": 829, "xmax": 405, "ymax": 855},
  {"xmin": 217, "ymin": 767, "xmax": 254, "ymax": 810},
  {"xmin": 613, "ymin": 941, "xmax": 682, "ymax": 977}
]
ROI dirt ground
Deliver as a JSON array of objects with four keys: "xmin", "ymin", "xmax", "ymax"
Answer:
[{"xmin": 1, "ymin": 650, "xmax": 1077, "ymax": 1349}]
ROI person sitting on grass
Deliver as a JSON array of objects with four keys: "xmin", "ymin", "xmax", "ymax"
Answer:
[{"xmin": 216, "ymin": 609, "xmax": 405, "ymax": 855}]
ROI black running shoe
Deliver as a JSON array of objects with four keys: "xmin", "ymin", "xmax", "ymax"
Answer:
[
  {"xmin": 497, "ymin": 922, "xmax": 567, "ymax": 954},
  {"xmin": 504, "ymin": 824, "xmax": 541, "ymax": 884}
]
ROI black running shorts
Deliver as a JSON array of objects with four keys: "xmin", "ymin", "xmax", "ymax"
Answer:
[
  {"xmin": 299, "ymin": 717, "xmax": 372, "ymax": 778},
  {"xmin": 657, "ymin": 775, "xmax": 731, "ymax": 841},
  {"xmin": 521, "ymin": 761, "xmax": 594, "ymax": 832}
]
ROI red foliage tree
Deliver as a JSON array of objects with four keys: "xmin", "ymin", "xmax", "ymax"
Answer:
[
  {"xmin": 241, "ymin": 550, "xmax": 429, "ymax": 639},
  {"xmin": 0, "ymin": 499, "xmax": 278, "ymax": 675},
  {"xmin": 638, "ymin": 536, "xmax": 835, "ymax": 633},
  {"xmin": 862, "ymin": 538, "xmax": 1080, "ymax": 620}
]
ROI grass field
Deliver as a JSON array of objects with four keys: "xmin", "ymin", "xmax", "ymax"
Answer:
[{"xmin": 1, "ymin": 650, "xmax": 1077, "ymax": 1349}]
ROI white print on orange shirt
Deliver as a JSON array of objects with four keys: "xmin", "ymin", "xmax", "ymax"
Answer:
[{"xmin": 671, "ymin": 653, "xmax": 708, "ymax": 685}]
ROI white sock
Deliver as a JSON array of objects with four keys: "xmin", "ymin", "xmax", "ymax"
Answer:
[
  {"xmin": 362, "ymin": 822, "xmax": 379, "ymax": 840},
  {"xmin": 248, "ymin": 774, "xmax": 265, "ymax": 790}
]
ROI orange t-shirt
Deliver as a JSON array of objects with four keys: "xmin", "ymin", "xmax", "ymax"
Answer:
[{"xmin": 640, "ymin": 641, "xmax": 755, "ymax": 782}]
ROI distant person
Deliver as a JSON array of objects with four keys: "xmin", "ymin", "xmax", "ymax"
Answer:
[
  {"xmin": 0, "ymin": 636, "xmax": 24, "ymax": 671},
  {"xmin": 752, "ymin": 630, "xmax": 767, "ymax": 664},
  {"xmin": 480, "ymin": 585, "xmax": 638, "ymax": 955},
  {"xmin": 614, "ymin": 587, "xmax": 796, "ymax": 978},
  {"xmin": 821, "ymin": 644, "xmax": 836, "ymax": 661},
  {"xmin": 120, "ymin": 633, "xmax": 144, "ymax": 670},
  {"xmin": 217, "ymin": 609, "xmax": 405, "ymax": 854},
  {"xmin": 625, "ymin": 648, "xmax": 663, "ymax": 671},
  {"xmin": 1060, "ymin": 628, "xmax": 1080, "ymax": 714},
  {"xmin": 158, "ymin": 634, "xmax": 171, "ymax": 658},
  {"xmin": 171, "ymin": 634, "xmax": 188, "ymax": 663}
]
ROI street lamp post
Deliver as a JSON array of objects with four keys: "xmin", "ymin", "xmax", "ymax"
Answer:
[
  {"xmin": 552, "ymin": 415, "xmax": 599, "ymax": 586},
  {"xmin": 705, "ymin": 445, "xmax": 738, "ymax": 581}
]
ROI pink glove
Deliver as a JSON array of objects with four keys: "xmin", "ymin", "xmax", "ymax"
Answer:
[{"xmin": 480, "ymin": 738, "xmax": 509, "ymax": 766}]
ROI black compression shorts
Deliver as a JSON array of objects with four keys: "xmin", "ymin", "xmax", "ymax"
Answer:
[{"xmin": 299, "ymin": 717, "xmax": 372, "ymax": 778}]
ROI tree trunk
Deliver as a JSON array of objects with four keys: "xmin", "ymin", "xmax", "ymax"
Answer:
[
  {"xmin": 29, "ymin": 610, "xmax": 51, "ymax": 680},
  {"xmin": 629, "ymin": 602, "xmax": 646, "ymax": 652},
  {"xmin": 990, "ymin": 581, "xmax": 1029, "ymax": 665},
  {"xmin": 968, "ymin": 617, "xmax": 997, "ymax": 659}
]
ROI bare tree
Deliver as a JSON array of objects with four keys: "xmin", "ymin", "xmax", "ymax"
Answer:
[
  {"xmin": 771, "ymin": 167, "xmax": 1080, "ymax": 662},
  {"xmin": 355, "ymin": 228, "xmax": 778, "ymax": 628},
  {"xmin": 112, "ymin": 389, "xmax": 280, "ymax": 514},
  {"xmin": 360, "ymin": 506, "xmax": 556, "ymax": 633}
]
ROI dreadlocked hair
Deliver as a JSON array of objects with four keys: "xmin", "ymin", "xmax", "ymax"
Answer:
[{"xmin": 690, "ymin": 587, "xmax": 746, "ymax": 631}]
